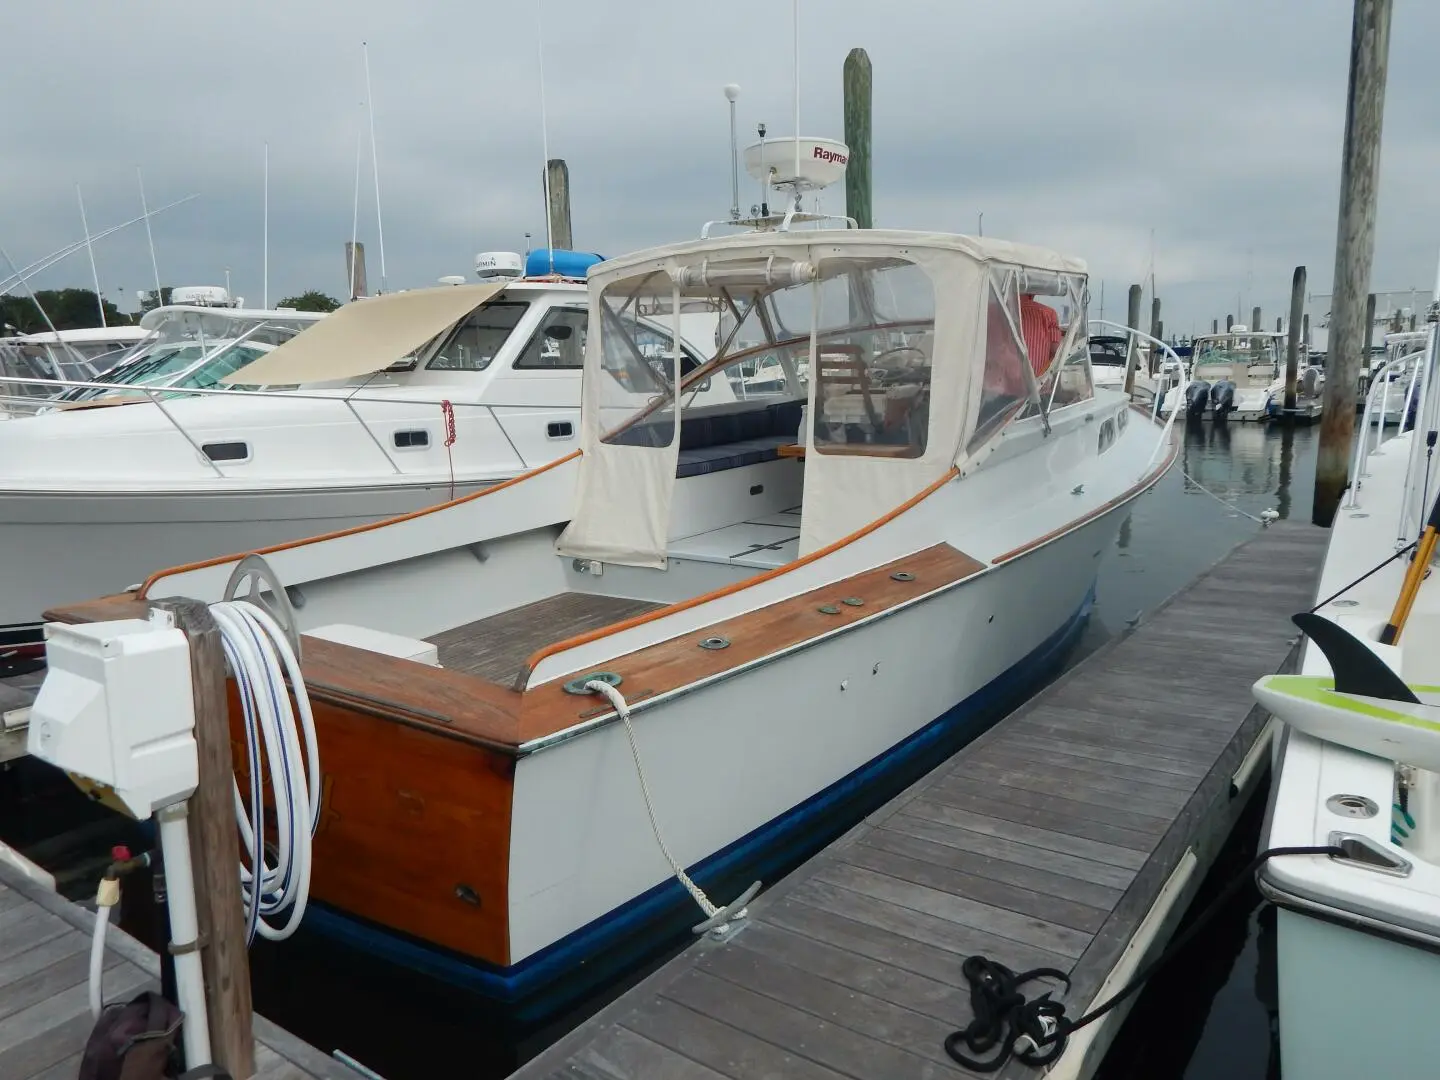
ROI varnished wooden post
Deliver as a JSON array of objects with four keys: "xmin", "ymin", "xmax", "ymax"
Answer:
[
  {"xmin": 155, "ymin": 598, "xmax": 255, "ymax": 1080},
  {"xmin": 544, "ymin": 159, "xmax": 573, "ymax": 251},
  {"xmin": 1284, "ymin": 266, "xmax": 1307, "ymax": 415},
  {"xmin": 843, "ymin": 48, "xmax": 873, "ymax": 229},
  {"xmin": 1123, "ymin": 284, "xmax": 1142, "ymax": 393},
  {"xmin": 1316, "ymin": 0, "xmax": 1392, "ymax": 526}
]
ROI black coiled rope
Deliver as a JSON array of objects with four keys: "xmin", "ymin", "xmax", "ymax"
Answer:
[{"xmin": 945, "ymin": 845, "xmax": 1343, "ymax": 1071}]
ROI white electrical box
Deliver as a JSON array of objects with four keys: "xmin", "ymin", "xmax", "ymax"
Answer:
[{"xmin": 28, "ymin": 613, "xmax": 198, "ymax": 819}]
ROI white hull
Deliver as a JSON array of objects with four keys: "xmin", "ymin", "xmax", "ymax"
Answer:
[
  {"xmin": 0, "ymin": 480, "xmax": 491, "ymax": 635},
  {"xmin": 507, "ymin": 496, "xmax": 1119, "ymax": 961},
  {"xmin": 1275, "ymin": 908, "xmax": 1440, "ymax": 1080}
]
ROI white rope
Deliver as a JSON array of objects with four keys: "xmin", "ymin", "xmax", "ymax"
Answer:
[
  {"xmin": 585, "ymin": 680, "xmax": 720, "ymax": 920},
  {"xmin": 1181, "ymin": 468, "xmax": 1274, "ymax": 526},
  {"xmin": 211, "ymin": 600, "xmax": 320, "ymax": 943}
]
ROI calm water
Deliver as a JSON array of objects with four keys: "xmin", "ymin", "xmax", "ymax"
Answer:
[{"xmin": 4, "ymin": 419, "xmax": 1324, "ymax": 1080}]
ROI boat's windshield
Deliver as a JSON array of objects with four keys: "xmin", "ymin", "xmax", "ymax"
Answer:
[
  {"xmin": 1194, "ymin": 336, "xmax": 1279, "ymax": 367},
  {"xmin": 60, "ymin": 311, "xmax": 317, "ymax": 401}
]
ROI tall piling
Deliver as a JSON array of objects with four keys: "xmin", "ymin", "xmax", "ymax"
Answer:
[
  {"xmin": 843, "ymin": 48, "xmax": 873, "ymax": 229},
  {"xmin": 1285, "ymin": 266, "xmax": 1307, "ymax": 414}
]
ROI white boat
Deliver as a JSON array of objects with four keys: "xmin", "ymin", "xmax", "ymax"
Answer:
[
  {"xmin": 52, "ymin": 206, "xmax": 1181, "ymax": 1012},
  {"xmin": 0, "ymin": 325, "xmax": 149, "ymax": 415},
  {"xmin": 0, "ymin": 253, "xmax": 732, "ymax": 652},
  {"xmin": 1258, "ymin": 317, "xmax": 1440, "ymax": 1079}
]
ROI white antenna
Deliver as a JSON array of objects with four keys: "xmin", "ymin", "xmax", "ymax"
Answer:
[
  {"xmin": 536, "ymin": 8, "xmax": 554, "ymax": 272},
  {"xmin": 75, "ymin": 184, "xmax": 106, "ymax": 327},
  {"xmin": 137, "ymin": 168, "xmax": 164, "ymax": 310},
  {"xmin": 362, "ymin": 42, "xmax": 388, "ymax": 294},
  {"xmin": 262, "ymin": 142, "xmax": 270, "ymax": 309},
  {"xmin": 725, "ymin": 85, "xmax": 741, "ymax": 221},
  {"xmin": 350, "ymin": 111, "xmax": 363, "ymax": 300},
  {"xmin": 792, "ymin": 0, "xmax": 801, "ymax": 201}
]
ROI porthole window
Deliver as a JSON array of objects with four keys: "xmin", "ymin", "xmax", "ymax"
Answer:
[
  {"xmin": 393, "ymin": 429, "xmax": 431, "ymax": 449},
  {"xmin": 202, "ymin": 441, "xmax": 250, "ymax": 463}
]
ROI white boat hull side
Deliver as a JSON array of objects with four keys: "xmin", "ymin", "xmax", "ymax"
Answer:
[
  {"xmin": 0, "ymin": 481, "xmax": 491, "ymax": 633},
  {"xmin": 1276, "ymin": 908, "xmax": 1440, "ymax": 1080},
  {"xmin": 506, "ymin": 507, "xmax": 1119, "ymax": 963}
]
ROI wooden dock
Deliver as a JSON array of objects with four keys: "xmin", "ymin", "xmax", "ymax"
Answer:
[
  {"xmin": 509, "ymin": 521, "xmax": 1327, "ymax": 1080},
  {"xmin": 0, "ymin": 858, "xmax": 360, "ymax": 1080}
]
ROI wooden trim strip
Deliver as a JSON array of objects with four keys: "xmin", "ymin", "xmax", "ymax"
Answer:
[
  {"xmin": 990, "ymin": 419, "xmax": 1179, "ymax": 564},
  {"xmin": 516, "ymin": 543, "xmax": 985, "ymax": 745},
  {"xmin": 518, "ymin": 465, "xmax": 961, "ymax": 686},
  {"xmin": 135, "ymin": 449, "xmax": 582, "ymax": 599}
]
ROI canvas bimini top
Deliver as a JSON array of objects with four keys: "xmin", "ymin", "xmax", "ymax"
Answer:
[{"xmin": 557, "ymin": 228, "xmax": 1092, "ymax": 566}]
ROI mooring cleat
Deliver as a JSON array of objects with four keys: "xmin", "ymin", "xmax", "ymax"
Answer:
[{"xmin": 691, "ymin": 880, "xmax": 762, "ymax": 937}]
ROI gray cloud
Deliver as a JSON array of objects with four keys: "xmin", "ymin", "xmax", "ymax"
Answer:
[{"xmin": 3, "ymin": 0, "xmax": 1437, "ymax": 335}]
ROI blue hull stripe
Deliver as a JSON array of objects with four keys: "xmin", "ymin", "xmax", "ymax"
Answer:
[{"xmin": 303, "ymin": 585, "xmax": 1095, "ymax": 1015}]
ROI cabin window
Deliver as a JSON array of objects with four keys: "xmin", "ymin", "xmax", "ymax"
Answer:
[
  {"xmin": 515, "ymin": 308, "xmax": 587, "ymax": 369},
  {"xmin": 426, "ymin": 300, "xmax": 529, "ymax": 372},
  {"xmin": 202, "ymin": 440, "xmax": 250, "ymax": 463},
  {"xmin": 393, "ymin": 428, "xmax": 430, "ymax": 449},
  {"xmin": 810, "ymin": 259, "xmax": 935, "ymax": 459},
  {"xmin": 1098, "ymin": 418, "xmax": 1116, "ymax": 453},
  {"xmin": 972, "ymin": 289, "xmax": 1030, "ymax": 449}
]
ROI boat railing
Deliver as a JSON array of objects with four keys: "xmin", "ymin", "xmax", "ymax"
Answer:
[
  {"xmin": 1089, "ymin": 320, "xmax": 1190, "ymax": 475},
  {"xmin": 1346, "ymin": 347, "xmax": 1428, "ymax": 510},
  {"xmin": 0, "ymin": 374, "xmax": 561, "ymax": 479}
]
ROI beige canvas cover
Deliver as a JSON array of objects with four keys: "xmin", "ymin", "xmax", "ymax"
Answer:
[{"xmin": 221, "ymin": 283, "xmax": 507, "ymax": 385}]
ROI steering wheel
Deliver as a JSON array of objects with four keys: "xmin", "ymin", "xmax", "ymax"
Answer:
[
  {"xmin": 872, "ymin": 346, "xmax": 929, "ymax": 377},
  {"xmin": 223, "ymin": 553, "xmax": 303, "ymax": 661}
]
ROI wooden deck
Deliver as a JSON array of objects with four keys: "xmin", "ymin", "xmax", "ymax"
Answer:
[
  {"xmin": 508, "ymin": 521, "xmax": 1327, "ymax": 1080},
  {"xmin": 427, "ymin": 592, "xmax": 663, "ymax": 685},
  {"xmin": 0, "ymin": 859, "xmax": 360, "ymax": 1080}
]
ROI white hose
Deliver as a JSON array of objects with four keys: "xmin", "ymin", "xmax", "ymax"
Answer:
[
  {"xmin": 209, "ymin": 600, "xmax": 319, "ymax": 944},
  {"xmin": 88, "ymin": 902, "xmax": 109, "ymax": 1019}
]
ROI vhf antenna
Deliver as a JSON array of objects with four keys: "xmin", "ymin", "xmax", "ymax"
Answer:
[
  {"xmin": 725, "ymin": 84, "xmax": 741, "ymax": 221},
  {"xmin": 757, "ymin": 121, "xmax": 769, "ymax": 219}
]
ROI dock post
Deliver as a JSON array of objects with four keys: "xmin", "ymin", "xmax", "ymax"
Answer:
[
  {"xmin": 1277, "ymin": 316, "xmax": 1284, "ymax": 332},
  {"xmin": 1303, "ymin": 312, "xmax": 1311, "ymax": 346},
  {"xmin": 1316, "ymin": 0, "xmax": 1392, "ymax": 526},
  {"xmin": 1123, "ymin": 283, "xmax": 1142, "ymax": 393},
  {"xmin": 1149, "ymin": 297, "xmax": 1162, "ymax": 374},
  {"xmin": 155, "ymin": 599, "xmax": 255, "ymax": 1080},
  {"xmin": 1253, "ymin": 305, "xmax": 1262, "ymax": 331},
  {"xmin": 1284, "ymin": 266, "xmax": 1307, "ymax": 416},
  {"xmin": 344, "ymin": 242, "xmax": 367, "ymax": 300},
  {"xmin": 843, "ymin": 48, "xmax": 873, "ymax": 229},
  {"xmin": 1227, "ymin": 314, "xmax": 1234, "ymax": 332},
  {"xmin": 544, "ymin": 159, "xmax": 573, "ymax": 250},
  {"xmin": 1213, "ymin": 318, "xmax": 1219, "ymax": 334}
]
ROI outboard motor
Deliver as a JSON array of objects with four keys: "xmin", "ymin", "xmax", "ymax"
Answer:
[
  {"xmin": 1210, "ymin": 379, "xmax": 1236, "ymax": 418},
  {"xmin": 1185, "ymin": 380, "xmax": 1211, "ymax": 419}
]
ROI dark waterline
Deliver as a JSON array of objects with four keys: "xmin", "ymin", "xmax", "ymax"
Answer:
[{"xmin": 2, "ymin": 419, "xmax": 1322, "ymax": 1080}]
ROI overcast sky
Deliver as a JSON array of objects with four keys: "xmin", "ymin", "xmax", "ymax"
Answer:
[{"xmin": 4, "ymin": 0, "xmax": 1437, "ymax": 336}]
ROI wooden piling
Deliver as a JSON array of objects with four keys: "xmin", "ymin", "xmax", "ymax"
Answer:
[
  {"xmin": 1123, "ymin": 283, "xmax": 1142, "ymax": 393},
  {"xmin": 154, "ymin": 599, "xmax": 255, "ymax": 1080},
  {"xmin": 1213, "ymin": 318, "xmax": 1219, "ymax": 334},
  {"xmin": 344, "ymin": 242, "xmax": 367, "ymax": 300},
  {"xmin": 1253, "ymin": 305, "xmax": 1262, "ymax": 331},
  {"xmin": 843, "ymin": 48, "xmax": 873, "ymax": 229},
  {"xmin": 1316, "ymin": 0, "xmax": 1393, "ymax": 527},
  {"xmin": 1284, "ymin": 265, "xmax": 1307, "ymax": 415},
  {"xmin": 1304, "ymin": 312, "xmax": 1311, "ymax": 345},
  {"xmin": 544, "ymin": 159, "xmax": 573, "ymax": 250},
  {"xmin": 1227, "ymin": 314, "xmax": 1234, "ymax": 331},
  {"xmin": 1150, "ymin": 297, "xmax": 1162, "ymax": 374}
]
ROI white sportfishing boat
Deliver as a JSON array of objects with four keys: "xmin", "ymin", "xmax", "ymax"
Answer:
[
  {"xmin": 1256, "ymin": 308, "xmax": 1440, "ymax": 1080},
  {"xmin": 1175, "ymin": 328, "xmax": 1320, "ymax": 421},
  {"xmin": 0, "ymin": 325, "xmax": 148, "ymax": 415},
  {"xmin": 51, "ymin": 146, "xmax": 1182, "ymax": 1014},
  {"xmin": 0, "ymin": 252, "xmax": 727, "ymax": 653}
]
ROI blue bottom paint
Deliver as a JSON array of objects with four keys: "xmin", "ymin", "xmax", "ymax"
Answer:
[{"xmin": 304, "ymin": 584, "xmax": 1096, "ymax": 1019}]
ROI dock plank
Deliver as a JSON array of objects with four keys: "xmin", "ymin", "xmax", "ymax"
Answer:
[
  {"xmin": 509, "ymin": 522, "xmax": 1327, "ymax": 1080},
  {"xmin": 0, "ymin": 861, "xmax": 359, "ymax": 1080}
]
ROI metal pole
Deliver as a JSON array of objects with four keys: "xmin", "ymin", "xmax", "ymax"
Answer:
[
  {"xmin": 1316, "ymin": 0, "xmax": 1393, "ymax": 526},
  {"xmin": 1285, "ymin": 266, "xmax": 1307, "ymax": 415},
  {"xmin": 842, "ymin": 48, "xmax": 872, "ymax": 229}
]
